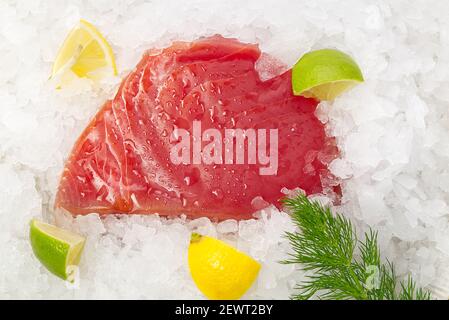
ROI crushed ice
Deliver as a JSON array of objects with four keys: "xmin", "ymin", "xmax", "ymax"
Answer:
[{"xmin": 1, "ymin": 0, "xmax": 449, "ymax": 299}]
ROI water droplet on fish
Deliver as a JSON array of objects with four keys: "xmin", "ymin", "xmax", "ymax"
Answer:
[
  {"xmin": 76, "ymin": 176, "xmax": 86, "ymax": 183},
  {"xmin": 180, "ymin": 195, "xmax": 188, "ymax": 207},
  {"xmin": 211, "ymin": 188, "xmax": 224, "ymax": 200},
  {"xmin": 124, "ymin": 139, "xmax": 137, "ymax": 150},
  {"xmin": 182, "ymin": 77, "xmax": 190, "ymax": 88}
]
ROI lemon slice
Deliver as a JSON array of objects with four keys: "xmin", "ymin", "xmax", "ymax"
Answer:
[
  {"xmin": 188, "ymin": 233, "xmax": 261, "ymax": 300},
  {"xmin": 292, "ymin": 49, "xmax": 364, "ymax": 101},
  {"xmin": 51, "ymin": 19, "xmax": 117, "ymax": 83},
  {"xmin": 29, "ymin": 219, "xmax": 86, "ymax": 281}
]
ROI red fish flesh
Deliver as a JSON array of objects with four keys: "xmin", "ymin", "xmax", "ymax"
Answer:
[{"xmin": 56, "ymin": 36, "xmax": 338, "ymax": 220}]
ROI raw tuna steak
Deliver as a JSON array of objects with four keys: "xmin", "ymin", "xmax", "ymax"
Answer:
[{"xmin": 56, "ymin": 36, "xmax": 337, "ymax": 220}]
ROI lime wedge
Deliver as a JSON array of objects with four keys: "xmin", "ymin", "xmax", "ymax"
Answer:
[
  {"xmin": 292, "ymin": 49, "xmax": 364, "ymax": 101},
  {"xmin": 29, "ymin": 219, "xmax": 86, "ymax": 281}
]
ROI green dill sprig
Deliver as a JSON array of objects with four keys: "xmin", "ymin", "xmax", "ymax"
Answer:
[{"xmin": 282, "ymin": 194, "xmax": 431, "ymax": 300}]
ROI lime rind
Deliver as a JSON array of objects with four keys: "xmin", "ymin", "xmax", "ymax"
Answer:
[
  {"xmin": 29, "ymin": 219, "xmax": 85, "ymax": 280},
  {"xmin": 292, "ymin": 49, "xmax": 364, "ymax": 101}
]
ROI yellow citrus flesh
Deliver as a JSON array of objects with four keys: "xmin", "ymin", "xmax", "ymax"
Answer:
[
  {"xmin": 188, "ymin": 233, "xmax": 261, "ymax": 300},
  {"xmin": 301, "ymin": 79, "xmax": 360, "ymax": 101},
  {"xmin": 51, "ymin": 19, "xmax": 117, "ymax": 83}
]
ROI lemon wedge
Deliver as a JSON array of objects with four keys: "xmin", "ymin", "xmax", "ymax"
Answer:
[
  {"xmin": 51, "ymin": 19, "xmax": 117, "ymax": 83},
  {"xmin": 188, "ymin": 233, "xmax": 261, "ymax": 300}
]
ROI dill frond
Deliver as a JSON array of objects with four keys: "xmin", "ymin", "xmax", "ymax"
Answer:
[{"xmin": 282, "ymin": 194, "xmax": 431, "ymax": 300}]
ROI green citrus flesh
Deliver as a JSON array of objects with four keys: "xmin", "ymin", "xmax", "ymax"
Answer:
[
  {"xmin": 292, "ymin": 49, "xmax": 364, "ymax": 101},
  {"xmin": 29, "ymin": 219, "xmax": 85, "ymax": 280}
]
